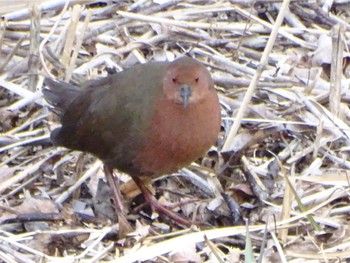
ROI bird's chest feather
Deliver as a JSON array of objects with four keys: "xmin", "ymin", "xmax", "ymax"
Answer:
[{"xmin": 133, "ymin": 97, "xmax": 220, "ymax": 176}]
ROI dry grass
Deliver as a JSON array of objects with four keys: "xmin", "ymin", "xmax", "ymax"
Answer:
[{"xmin": 1, "ymin": 0, "xmax": 350, "ymax": 262}]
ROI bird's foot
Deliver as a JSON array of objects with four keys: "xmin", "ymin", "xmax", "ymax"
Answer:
[
  {"xmin": 133, "ymin": 176, "xmax": 194, "ymax": 227},
  {"xmin": 159, "ymin": 198, "xmax": 198, "ymax": 210},
  {"xmin": 146, "ymin": 194, "xmax": 193, "ymax": 227}
]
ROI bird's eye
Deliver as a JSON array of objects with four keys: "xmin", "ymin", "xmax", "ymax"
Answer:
[
  {"xmin": 172, "ymin": 78, "xmax": 177, "ymax": 83},
  {"xmin": 195, "ymin": 77, "xmax": 199, "ymax": 83}
]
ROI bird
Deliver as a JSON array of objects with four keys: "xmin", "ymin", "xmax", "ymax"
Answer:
[{"xmin": 42, "ymin": 56, "xmax": 221, "ymax": 226}]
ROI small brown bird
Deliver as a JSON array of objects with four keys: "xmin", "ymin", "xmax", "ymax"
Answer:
[{"xmin": 43, "ymin": 56, "xmax": 221, "ymax": 225}]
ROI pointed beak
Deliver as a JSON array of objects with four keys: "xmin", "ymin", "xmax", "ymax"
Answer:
[{"xmin": 180, "ymin": 85, "xmax": 192, "ymax": 108}]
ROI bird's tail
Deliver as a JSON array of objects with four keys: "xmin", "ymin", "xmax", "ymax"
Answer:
[{"xmin": 42, "ymin": 78, "xmax": 80, "ymax": 116}]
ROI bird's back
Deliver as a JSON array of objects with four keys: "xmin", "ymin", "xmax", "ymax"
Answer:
[{"xmin": 43, "ymin": 61, "xmax": 169, "ymax": 172}]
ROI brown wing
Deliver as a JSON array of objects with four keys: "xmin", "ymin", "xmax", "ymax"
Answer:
[{"xmin": 44, "ymin": 62, "xmax": 169, "ymax": 172}]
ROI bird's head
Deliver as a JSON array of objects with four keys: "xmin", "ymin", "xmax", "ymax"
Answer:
[{"xmin": 163, "ymin": 57, "xmax": 214, "ymax": 108}]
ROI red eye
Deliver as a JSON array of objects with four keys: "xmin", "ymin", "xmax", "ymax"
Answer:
[{"xmin": 172, "ymin": 78, "xmax": 177, "ymax": 83}]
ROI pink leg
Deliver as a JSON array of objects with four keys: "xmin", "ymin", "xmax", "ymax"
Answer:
[
  {"xmin": 132, "ymin": 176, "xmax": 193, "ymax": 227},
  {"xmin": 104, "ymin": 165, "xmax": 133, "ymax": 236}
]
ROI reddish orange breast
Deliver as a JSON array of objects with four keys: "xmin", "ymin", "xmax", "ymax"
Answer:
[{"xmin": 133, "ymin": 90, "xmax": 221, "ymax": 176}]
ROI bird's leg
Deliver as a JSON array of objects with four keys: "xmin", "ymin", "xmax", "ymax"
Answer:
[
  {"xmin": 103, "ymin": 165, "xmax": 133, "ymax": 236},
  {"xmin": 132, "ymin": 176, "xmax": 192, "ymax": 227},
  {"xmin": 103, "ymin": 165, "xmax": 125, "ymax": 214}
]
